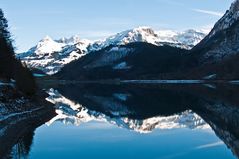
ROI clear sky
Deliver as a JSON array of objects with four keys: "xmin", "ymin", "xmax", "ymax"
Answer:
[{"xmin": 0, "ymin": 0, "xmax": 235, "ymax": 52}]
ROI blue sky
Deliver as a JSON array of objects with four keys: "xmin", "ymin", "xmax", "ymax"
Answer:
[{"xmin": 0, "ymin": 0, "xmax": 234, "ymax": 52}]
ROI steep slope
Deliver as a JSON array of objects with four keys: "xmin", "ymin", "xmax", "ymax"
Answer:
[
  {"xmin": 57, "ymin": 42, "xmax": 188, "ymax": 80},
  {"xmin": 18, "ymin": 36, "xmax": 90, "ymax": 75},
  {"xmin": 168, "ymin": 0, "xmax": 239, "ymax": 80},
  {"xmin": 191, "ymin": 0, "xmax": 239, "ymax": 64}
]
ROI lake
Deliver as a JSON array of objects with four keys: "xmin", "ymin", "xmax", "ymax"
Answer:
[{"xmin": 1, "ymin": 83, "xmax": 239, "ymax": 159}]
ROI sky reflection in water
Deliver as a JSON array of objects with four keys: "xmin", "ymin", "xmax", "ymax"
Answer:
[{"xmin": 29, "ymin": 119, "xmax": 234, "ymax": 159}]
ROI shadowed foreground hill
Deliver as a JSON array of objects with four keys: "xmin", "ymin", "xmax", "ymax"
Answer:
[{"xmin": 56, "ymin": 43, "xmax": 188, "ymax": 80}]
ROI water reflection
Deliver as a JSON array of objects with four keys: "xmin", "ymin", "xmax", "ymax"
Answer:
[
  {"xmin": 45, "ymin": 84, "xmax": 239, "ymax": 158},
  {"xmin": 1, "ymin": 84, "xmax": 239, "ymax": 158},
  {"xmin": 46, "ymin": 88, "xmax": 209, "ymax": 133}
]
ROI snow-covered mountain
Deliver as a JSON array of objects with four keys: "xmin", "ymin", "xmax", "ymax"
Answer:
[
  {"xmin": 90, "ymin": 27, "xmax": 206, "ymax": 51},
  {"xmin": 192, "ymin": 0, "xmax": 239, "ymax": 63},
  {"xmin": 174, "ymin": 29, "xmax": 206, "ymax": 47},
  {"xmin": 17, "ymin": 36, "xmax": 90, "ymax": 75},
  {"xmin": 46, "ymin": 89, "xmax": 210, "ymax": 133},
  {"xmin": 210, "ymin": 0, "xmax": 239, "ymax": 37},
  {"xmin": 18, "ymin": 27, "xmax": 206, "ymax": 75}
]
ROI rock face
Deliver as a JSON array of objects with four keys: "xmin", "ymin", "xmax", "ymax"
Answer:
[
  {"xmin": 192, "ymin": 0, "xmax": 239, "ymax": 63},
  {"xmin": 212, "ymin": 0, "xmax": 239, "ymax": 33}
]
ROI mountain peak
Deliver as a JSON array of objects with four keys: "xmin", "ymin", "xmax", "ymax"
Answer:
[
  {"xmin": 191, "ymin": 0, "xmax": 239, "ymax": 64},
  {"xmin": 41, "ymin": 35, "xmax": 54, "ymax": 42},
  {"xmin": 89, "ymin": 27, "xmax": 160, "ymax": 51},
  {"xmin": 57, "ymin": 35, "xmax": 82, "ymax": 44},
  {"xmin": 210, "ymin": 0, "xmax": 239, "ymax": 36},
  {"xmin": 35, "ymin": 35, "xmax": 65, "ymax": 55},
  {"xmin": 230, "ymin": 0, "xmax": 239, "ymax": 13},
  {"xmin": 132, "ymin": 26, "xmax": 156, "ymax": 35}
]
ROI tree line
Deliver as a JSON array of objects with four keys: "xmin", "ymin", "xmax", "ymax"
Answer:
[{"xmin": 0, "ymin": 9, "xmax": 36, "ymax": 95}]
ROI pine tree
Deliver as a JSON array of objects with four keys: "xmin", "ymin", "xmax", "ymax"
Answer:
[
  {"xmin": 0, "ymin": 9, "xmax": 36, "ymax": 95},
  {"xmin": 0, "ymin": 9, "xmax": 14, "ymax": 51},
  {"xmin": 0, "ymin": 9, "xmax": 14, "ymax": 78}
]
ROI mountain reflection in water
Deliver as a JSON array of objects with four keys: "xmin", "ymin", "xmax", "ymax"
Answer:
[
  {"xmin": 46, "ymin": 88, "xmax": 209, "ymax": 133},
  {"xmin": 1, "ymin": 84, "xmax": 239, "ymax": 159}
]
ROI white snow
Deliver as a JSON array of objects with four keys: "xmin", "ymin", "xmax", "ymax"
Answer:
[
  {"xmin": 175, "ymin": 29, "xmax": 207, "ymax": 47},
  {"xmin": 34, "ymin": 36, "xmax": 65, "ymax": 56},
  {"xmin": 89, "ymin": 27, "xmax": 206, "ymax": 52},
  {"xmin": 113, "ymin": 62, "xmax": 131, "ymax": 70},
  {"xmin": 18, "ymin": 36, "xmax": 89, "ymax": 75}
]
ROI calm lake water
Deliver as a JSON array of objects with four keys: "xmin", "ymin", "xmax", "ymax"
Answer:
[{"xmin": 1, "ymin": 83, "xmax": 239, "ymax": 159}]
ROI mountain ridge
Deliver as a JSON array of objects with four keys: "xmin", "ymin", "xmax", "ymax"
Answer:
[{"xmin": 17, "ymin": 27, "xmax": 206, "ymax": 75}]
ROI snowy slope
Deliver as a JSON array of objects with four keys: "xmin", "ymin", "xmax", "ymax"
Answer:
[
  {"xmin": 17, "ymin": 36, "xmax": 90, "ymax": 75},
  {"xmin": 89, "ymin": 27, "xmax": 206, "ymax": 51},
  {"xmin": 18, "ymin": 27, "xmax": 206, "ymax": 75},
  {"xmin": 175, "ymin": 29, "xmax": 206, "ymax": 47}
]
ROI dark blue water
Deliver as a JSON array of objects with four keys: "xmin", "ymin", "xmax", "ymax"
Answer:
[
  {"xmin": 29, "ymin": 121, "xmax": 234, "ymax": 159},
  {"xmin": 1, "ymin": 84, "xmax": 239, "ymax": 159}
]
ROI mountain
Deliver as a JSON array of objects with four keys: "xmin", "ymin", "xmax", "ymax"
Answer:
[
  {"xmin": 54, "ymin": 29, "xmax": 208, "ymax": 80},
  {"xmin": 18, "ymin": 28, "xmax": 206, "ymax": 75},
  {"xmin": 171, "ymin": 0, "xmax": 239, "ymax": 80},
  {"xmin": 17, "ymin": 36, "xmax": 90, "ymax": 75},
  {"xmin": 17, "ymin": 1, "xmax": 239, "ymax": 80},
  {"xmin": 56, "ymin": 43, "xmax": 188, "ymax": 80},
  {"xmin": 89, "ymin": 27, "xmax": 206, "ymax": 51},
  {"xmin": 191, "ymin": 0, "xmax": 239, "ymax": 64}
]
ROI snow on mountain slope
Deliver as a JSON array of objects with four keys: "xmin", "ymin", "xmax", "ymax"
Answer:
[
  {"xmin": 175, "ymin": 29, "xmax": 206, "ymax": 47},
  {"xmin": 56, "ymin": 35, "xmax": 91, "ymax": 51},
  {"xmin": 89, "ymin": 27, "xmax": 162, "ymax": 51},
  {"xmin": 18, "ymin": 27, "xmax": 206, "ymax": 75},
  {"xmin": 32, "ymin": 36, "xmax": 65, "ymax": 56},
  {"xmin": 156, "ymin": 29, "xmax": 207, "ymax": 48},
  {"xmin": 89, "ymin": 27, "xmax": 206, "ymax": 51},
  {"xmin": 46, "ymin": 89, "xmax": 210, "ymax": 133},
  {"xmin": 84, "ymin": 46, "xmax": 135, "ymax": 69},
  {"xmin": 18, "ymin": 36, "xmax": 90, "ymax": 75}
]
